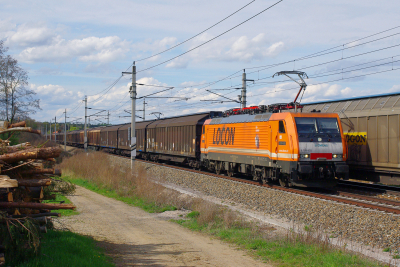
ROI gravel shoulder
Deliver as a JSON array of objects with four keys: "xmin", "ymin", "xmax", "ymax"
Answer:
[{"xmin": 59, "ymin": 186, "xmax": 271, "ymax": 267}]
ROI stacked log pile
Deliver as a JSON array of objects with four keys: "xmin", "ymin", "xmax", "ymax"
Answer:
[{"xmin": 0, "ymin": 121, "xmax": 75, "ymax": 265}]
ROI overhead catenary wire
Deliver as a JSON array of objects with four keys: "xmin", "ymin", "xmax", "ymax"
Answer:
[
  {"xmin": 68, "ymin": 25, "xmax": 400, "ymax": 123},
  {"xmin": 228, "ymin": 31, "xmax": 400, "ymax": 80},
  {"xmin": 135, "ymin": 0, "xmax": 257, "ymax": 62},
  {"xmin": 250, "ymin": 52, "xmax": 400, "ymax": 86},
  {"xmin": 137, "ymin": 0, "xmax": 284, "ymax": 73},
  {"xmin": 57, "ymin": 25, "xmax": 400, "ymax": 123},
  {"xmin": 246, "ymin": 67, "xmax": 400, "ymax": 99}
]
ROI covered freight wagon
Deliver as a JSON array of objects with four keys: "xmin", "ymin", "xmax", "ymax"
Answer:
[
  {"xmin": 145, "ymin": 112, "xmax": 222, "ymax": 165},
  {"xmin": 117, "ymin": 121, "xmax": 155, "ymax": 157},
  {"xmin": 88, "ymin": 127, "xmax": 103, "ymax": 147}
]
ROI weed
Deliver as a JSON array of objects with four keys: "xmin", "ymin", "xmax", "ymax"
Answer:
[
  {"xmin": 59, "ymin": 151, "xmax": 179, "ymax": 213},
  {"xmin": 304, "ymin": 224, "xmax": 313, "ymax": 232},
  {"xmin": 383, "ymin": 247, "xmax": 391, "ymax": 252},
  {"xmin": 186, "ymin": 211, "xmax": 200, "ymax": 218},
  {"xmin": 7, "ymin": 230, "xmax": 114, "ymax": 267},
  {"xmin": 43, "ymin": 193, "xmax": 79, "ymax": 216}
]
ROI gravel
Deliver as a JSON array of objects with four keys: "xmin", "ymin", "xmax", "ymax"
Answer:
[{"xmin": 111, "ymin": 156, "xmax": 400, "ymax": 252}]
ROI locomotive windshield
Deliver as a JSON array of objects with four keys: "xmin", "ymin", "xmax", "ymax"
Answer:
[{"xmin": 295, "ymin": 117, "xmax": 340, "ymax": 134}]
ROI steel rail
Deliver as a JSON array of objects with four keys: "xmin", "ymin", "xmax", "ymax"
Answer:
[
  {"xmin": 65, "ymin": 145, "xmax": 400, "ymax": 215},
  {"xmin": 133, "ymin": 158, "xmax": 400, "ymax": 215},
  {"xmin": 336, "ymin": 191, "xmax": 400, "ymax": 207}
]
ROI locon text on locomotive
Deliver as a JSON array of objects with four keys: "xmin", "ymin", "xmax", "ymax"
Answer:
[{"xmin": 212, "ymin": 127, "xmax": 235, "ymax": 145}]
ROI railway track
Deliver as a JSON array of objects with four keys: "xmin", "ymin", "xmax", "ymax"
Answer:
[
  {"xmin": 133, "ymin": 158, "xmax": 400, "ymax": 215},
  {"xmin": 337, "ymin": 180, "xmax": 400, "ymax": 197},
  {"xmin": 67, "ymin": 146, "xmax": 400, "ymax": 215}
]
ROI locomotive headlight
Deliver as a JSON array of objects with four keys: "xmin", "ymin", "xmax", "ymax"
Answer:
[
  {"xmin": 333, "ymin": 154, "xmax": 343, "ymax": 159},
  {"xmin": 300, "ymin": 154, "xmax": 310, "ymax": 159}
]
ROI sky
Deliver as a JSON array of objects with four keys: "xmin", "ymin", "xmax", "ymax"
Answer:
[{"xmin": 0, "ymin": 0, "xmax": 399, "ymax": 125}]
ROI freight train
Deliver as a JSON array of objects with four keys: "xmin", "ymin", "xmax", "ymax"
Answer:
[{"xmin": 52, "ymin": 108, "xmax": 349, "ymax": 188}]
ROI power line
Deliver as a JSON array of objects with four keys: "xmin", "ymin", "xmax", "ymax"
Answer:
[
  {"xmin": 251, "ymin": 50, "xmax": 400, "ymax": 85},
  {"xmin": 135, "ymin": 0, "xmax": 257, "ymax": 62},
  {"xmin": 137, "ymin": 0, "xmax": 284, "ymax": 73},
  {"xmin": 247, "ymin": 67, "xmax": 400, "ymax": 99},
  {"xmin": 228, "ymin": 31, "xmax": 400, "ymax": 80}
]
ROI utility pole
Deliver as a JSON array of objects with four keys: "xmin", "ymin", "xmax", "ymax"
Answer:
[
  {"xmin": 241, "ymin": 69, "xmax": 255, "ymax": 109},
  {"xmin": 107, "ymin": 110, "xmax": 110, "ymax": 125},
  {"xmin": 122, "ymin": 62, "xmax": 136, "ymax": 169},
  {"xmin": 64, "ymin": 109, "xmax": 67, "ymax": 152},
  {"xmin": 84, "ymin": 95, "xmax": 87, "ymax": 151},
  {"xmin": 49, "ymin": 121, "xmax": 52, "ymax": 141},
  {"xmin": 143, "ymin": 99, "xmax": 147, "ymax": 121},
  {"xmin": 54, "ymin": 116, "xmax": 57, "ymax": 143}
]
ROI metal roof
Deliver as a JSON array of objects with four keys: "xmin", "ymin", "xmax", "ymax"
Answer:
[
  {"xmin": 301, "ymin": 92, "xmax": 400, "ymax": 117},
  {"xmin": 303, "ymin": 92, "xmax": 400, "ymax": 105},
  {"xmin": 210, "ymin": 113, "xmax": 272, "ymax": 125}
]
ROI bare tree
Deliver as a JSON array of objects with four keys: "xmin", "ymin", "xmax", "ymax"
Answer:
[{"xmin": 0, "ymin": 41, "xmax": 40, "ymax": 123}]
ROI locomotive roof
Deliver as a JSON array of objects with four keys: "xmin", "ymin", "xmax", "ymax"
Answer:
[{"xmin": 210, "ymin": 113, "xmax": 273, "ymax": 125}]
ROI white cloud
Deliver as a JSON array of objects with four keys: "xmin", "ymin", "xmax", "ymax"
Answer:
[
  {"xmin": 225, "ymin": 34, "xmax": 284, "ymax": 62},
  {"xmin": 18, "ymin": 36, "xmax": 130, "ymax": 63},
  {"xmin": 148, "ymin": 33, "xmax": 285, "ymax": 69},
  {"xmin": 0, "ymin": 20, "xmax": 15, "ymax": 34},
  {"xmin": 6, "ymin": 22, "xmax": 56, "ymax": 47},
  {"xmin": 389, "ymin": 85, "xmax": 400, "ymax": 93}
]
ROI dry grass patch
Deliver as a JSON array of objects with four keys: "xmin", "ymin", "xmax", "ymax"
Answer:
[{"xmin": 58, "ymin": 151, "xmax": 187, "ymax": 212}]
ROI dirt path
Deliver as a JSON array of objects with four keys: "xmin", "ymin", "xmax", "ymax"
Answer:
[{"xmin": 60, "ymin": 186, "xmax": 271, "ymax": 267}]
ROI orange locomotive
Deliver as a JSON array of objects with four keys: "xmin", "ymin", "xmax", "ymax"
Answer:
[{"xmin": 201, "ymin": 112, "xmax": 349, "ymax": 187}]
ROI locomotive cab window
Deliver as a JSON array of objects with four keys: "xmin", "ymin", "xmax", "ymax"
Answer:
[
  {"xmin": 295, "ymin": 117, "xmax": 340, "ymax": 134},
  {"xmin": 202, "ymin": 126, "xmax": 205, "ymax": 134},
  {"xmin": 279, "ymin": 121, "xmax": 286, "ymax": 133}
]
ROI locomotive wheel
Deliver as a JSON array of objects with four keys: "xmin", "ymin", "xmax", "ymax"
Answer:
[
  {"xmin": 279, "ymin": 174, "xmax": 289, "ymax": 187},
  {"xmin": 226, "ymin": 163, "xmax": 234, "ymax": 177},
  {"xmin": 279, "ymin": 178, "xmax": 288, "ymax": 187},
  {"xmin": 215, "ymin": 162, "xmax": 221, "ymax": 175}
]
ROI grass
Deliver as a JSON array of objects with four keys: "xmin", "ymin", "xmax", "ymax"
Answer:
[
  {"xmin": 58, "ymin": 151, "xmax": 183, "ymax": 213},
  {"xmin": 42, "ymin": 193, "xmax": 79, "ymax": 216},
  {"xmin": 174, "ymin": 215, "xmax": 385, "ymax": 267},
  {"xmin": 7, "ymin": 230, "xmax": 114, "ymax": 267},
  {"xmin": 58, "ymin": 151, "xmax": 388, "ymax": 267},
  {"xmin": 66, "ymin": 176, "xmax": 177, "ymax": 213}
]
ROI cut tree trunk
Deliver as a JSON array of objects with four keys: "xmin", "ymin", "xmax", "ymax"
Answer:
[
  {"xmin": 0, "ymin": 147, "xmax": 62, "ymax": 163},
  {"xmin": 20, "ymin": 168, "xmax": 58, "ymax": 176},
  {"xmin": 0, "ymin": 202, "xmax": 75, "ymax": 210},
  {"xmin": 8, "ymin": 121, "xmax": 26, "ymax": 128},
  {"xmin": 17, "ymin": 178, "xmax": 51, "ymax": 187},
  {"xmin": 0, "ymin": 175, "xmax": 18, "ymax": 188},
  {"xmin": 0, "ymin": 127, "xmax": 41, "ymax": 135},
  {"xmin": 11, "ymin": 212, "xmax": 61, "ymax": 218},
  {"xmin": 3, "ymin": 144, "xmax": 32, "ymax": 154}
]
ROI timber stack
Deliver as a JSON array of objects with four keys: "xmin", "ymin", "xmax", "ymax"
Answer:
[{"xmin": 0, "ymin": 121, "xmax": 75, "ymax": 265}]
